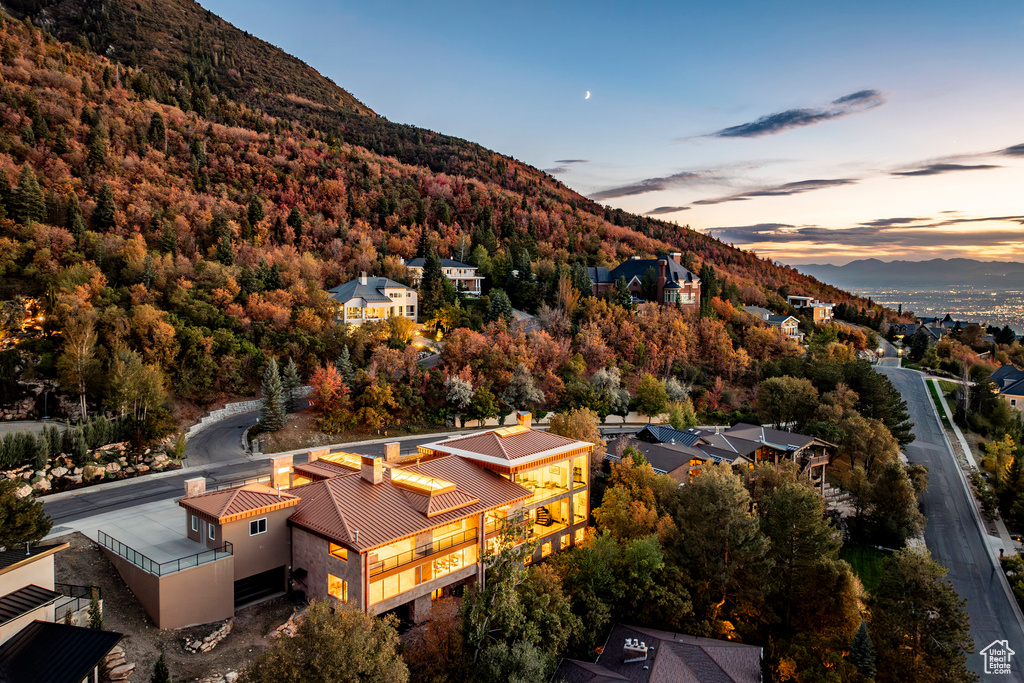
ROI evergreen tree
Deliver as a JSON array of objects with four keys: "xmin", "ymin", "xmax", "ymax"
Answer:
[
  {"xmin": 247, "ymin": 195, "xmax": 264, "ymax": 226},
  {"xmin": 613, "ymin": 276, "xmax": 633, "ymax": 309},
  {"xmin": 66, "ymin": 193, "xmax": 85, "ymax": 239},
  {"xmin": 486, "ymin": 289, "xmax": 513, "ymax": 324},
  {"xmin": 848, "ymin": 620, "xmax": 876, "ymax": 678},
  {"xmin": 150, "ymin": 651, "xmax": 171, "ymax": 683},
  {"xmin": 88, "ymin": 587, "xmax": 102, "ymax": 630},
  {"xmin": 87, "ymin": 129, "xmax": 107, "ymax": 169},
  {"xmin": 259, "ymin": 358, "xmax": 287, "ymax": 432},
  {"xmin": 12, "ymin": 165, "xmax": 45, "ymax": 225},
  {"xmin": 148, "ymin": 112, "xmax": 166, "ymax": 149},
  {"xmin": 282, "ymin": 358, "xmax": 301, "ymax": 413},
  {"xmin": 335, "ymin": 346, "xmax": 354, "ymax": 387},
  {"xmin": 93, "ymin": 183, "xmax": 116, "ymax": 230},
  {"xmin": 287, "ymin": 207, "xmax": 303, "ymax": 241},
  {"xmin": 419, "ymin": 250, "xmax": 447, "ymax": 317},
  {"xmin": 53, "ymin": 126, "xmax": 69, "ymax": 155},
  {"xmin": 0, "ymin": 479, "xmax": 52, "ymax": 550}
]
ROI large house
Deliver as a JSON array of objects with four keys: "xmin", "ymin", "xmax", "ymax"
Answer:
[
  {"xmin": 590, "ymin": 253, "xmax": 701, "ymax": 310},
  {"xmin": 328, "ymin": 273, "xmax": 418, "ymax": 325},
  {"xmin": 993, "ymin": 364, "xmax": 1024, "ymax": 412},
  {"xmin": 554, "ymin": 623, "xmax": 762, "ymax": 683},
  {"xmin": 0, "ymin": 542, "xmax": 122, "ymax": 683},
  {"xmin": 745, "ymin": 306, "xmax": 803, "ymax": 340},
  {"xmin": 787, "ymin": 295, "xmax": 834, "ymax": 324},
  {"xmin": 97, "ymin": 412, "xmax": 594, "ymax": 628},
  {"xmin": 404, "ymin": 257, "xmax": 484, "ymax": 296}
]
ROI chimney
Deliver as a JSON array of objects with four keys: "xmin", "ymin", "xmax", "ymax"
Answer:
[
  {"xmin": 270, "ymin": 454, "xmax": 293, "ymax": 490},
  {"xmin": 360, "ymin": 271, "xmax": 368, "ymax": 285},
  {"xmin": 361, "ymin": 454, "xmax": 383, "ymax": 485},
  {"xmin": 516, "ymin": 411, "xmax": 532, "ymax": 429},
  {"xmin": 184, "ymin": 477, "xmax": 206, "ymax": 498},
  {"xmin": 385, "ymin": 442, "xmax": 401, "ymax": 463},
  {"xmin": 623, "ymin": 638, "xmax": 649, "ymax": 664},
  {"xmin": 308, "ymin": 448, "xmax": 328, "ymax": 463},
  {"xmin": 670, "ymin": 252, "xmax": 682, "ymax": 265},
  {"xmin": 657, "ymin": 259, "xmax": 667, "ymax": 304}
]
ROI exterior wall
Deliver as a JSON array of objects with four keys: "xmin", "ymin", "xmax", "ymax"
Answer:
[
  {"xmin": 369, "ymin": 563, "xmax": 478, "ymax": 621},
  {"xmin": 0, "ymin": 557, "xmax": 55, "ymax": 597},
  {"xmin": 340, "ymin": 291, "xmax": 418, "ymax": 325},
  {"xmin": 1002, "ymin": 394, "xmax": 1023, "ymax": 412},
  {"xmin": 0, "ymin": 604, "xmax": 55, "ymax": 646},
  {"xmin": 101, "ymin": 549, "xmax": 234, "ymax": 629},
  {"xmin": 219, "ymin": 507, "xmax": 294, "ymax": 583},
  {"xmin": 291, "ymin": 528, "xmax": 364, "ymax": 610}
]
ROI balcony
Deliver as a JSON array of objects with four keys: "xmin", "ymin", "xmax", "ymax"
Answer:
[
  {"xmin": 97, "ymin": 530, "xmax": 233, "ymax": 576},
  {"xmin": 369, "ymin": 528, "xmax": 478, "ymax": 577},
  {"xmin": 802, "ymin": 453, "xmax": 830, "ymax": 468}
]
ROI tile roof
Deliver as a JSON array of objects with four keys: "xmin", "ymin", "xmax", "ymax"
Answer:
[
  {"xmin": 0, "ymin": 543, "xmax": 67, "ymax": 577},
  {"xmin": 328, "ymin": 276, "xmax": 414, "ymax": 305},
  {"xmin": 425, "ymin": 428, "xmax": 587, "ymax": 466},
  {"xmin": 697, "ymin": 432, "xmax": 761, "ymax": 457},
  {"xmin": 553, "ymin": 658, "xmax": 631, "ymax": 683},
  {"xmin": 288, "ymin": 455, "xmax": 530, "ymax": 551},
  {"xmin": 0, "ymin": 585, "xmax": 62, "ymax": 627},
  {"xmin": 612, "ymin": 437, "xmax": 704, "ymax": 476},
  {"xmin": 0, "ymin": 620, "xmax": 123, "ymax": 683},
  {"xmin": 587, "ymin": 267, "xmax": 613, "ymax": 285},
  {"xmin": 179, "ymin": 483, "xmax": 299, "ymax": 523},
  {"xmin": 993, "ymin": 364, "xmax": 1024, "ymax": 390}
]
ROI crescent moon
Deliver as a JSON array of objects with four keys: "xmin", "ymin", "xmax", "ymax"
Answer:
[{"xmin": 585, "ymin": 91, "xmax": 591, "ymax": 100}]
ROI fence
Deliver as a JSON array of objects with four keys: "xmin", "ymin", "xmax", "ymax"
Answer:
[
  {"xmin": 369, "ymin": 528, "xmax": 479, "ymax": 577},
  {"xmin": 97, "ymin": 530, "xmax": 233, "ymax": 576},
  {"xmin": 53, "ymin": 583, "xmax": 98, "ymax": 623}
]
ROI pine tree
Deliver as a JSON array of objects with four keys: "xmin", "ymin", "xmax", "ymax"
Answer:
[
  {"xmin": 259, "ymin": 358, "xmax": 287, "ymax": 432},
  {"xmin": 486, "ymin": 289, "xmax": 513, "ymax": 324},
  {"xmin": 53, "ymin": 125, "xmax": 69, "ymax": 154},
  {"xmin": 93, "ymin": 183, "xmax": 116, "ymax": 230},
  {"xmin": 247, "ymin": 196, "xmax": 264, "ymax": 226},
  {"xmin": 150, "ymin": 651, "xmax": 171, "ymax": 683},
  {"xmin": 87, "ymin": 587, "xmax": 102, "ymax": 630},
  {"xmin": 12, "ymin": 165, "xmax": 45, "ymax": 225},
  {"xmin": 281, "ymin": 358, "xmax": 301, "ymax": 413},
  {"xmin": 848, "ymin": 620, "xmax": 876, "ymax": 678},
  {"xmin": 335, "ymin": 346, "xmax": 354, "ymax": 387},
  {"xmin": 0, "ymin": 479, "xmax": 52, "ymax": 549},
  {"xmin": 66, "ymin": 193, "xmax": 85, "ymax": 239}
]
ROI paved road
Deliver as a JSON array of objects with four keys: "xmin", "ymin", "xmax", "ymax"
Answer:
[
  {"xmin": 879, "ymin": 366, "xmax": 1024, "ymax": 679},
  {"xmin": 0, "ymin": 419, "xmax": 61, "ymax": 436},
  {"xmin": 183, "ymin": 411, "xmax": 255, "ymax": 466},
  {"xmin": 43, "ymin": 435, "xmax": 448, "ymax": 528}
]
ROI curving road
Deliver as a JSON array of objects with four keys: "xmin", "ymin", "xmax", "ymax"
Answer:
[
  {"xmin": 183, "ymin": 410, "xmax": 255, "ymax": 466},
  {"xmin": 878, "ymin": 366, "xmax": 1024, "ymax": 679}
]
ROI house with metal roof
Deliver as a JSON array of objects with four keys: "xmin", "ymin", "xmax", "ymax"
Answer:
[
  {"xmin": 0, "ymin": 542, "xmax": 121, "ymax": 683},
  {"xmin": 327, "ymin": 272, "xmax": 418, "ymax": 325},
  {"xmin": 404, "ymin": 257, "xmax": 484, "ymax": 296}
]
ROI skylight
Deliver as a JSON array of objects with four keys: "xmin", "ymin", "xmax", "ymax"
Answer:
[
  {"xmin": 321, "ymin": 452, "xmax": 363, "ymax": 470},
  {"xmin": 390, "ymin": 468, "xmax": 456, "ymax": 494},
  {"xmin": 494, "ymin": 425, "xmax": 529, "ymax": 437}
]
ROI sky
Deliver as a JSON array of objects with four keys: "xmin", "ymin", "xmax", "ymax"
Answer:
[{"xmin": 201, "ymin": 0, "xmax": 1024, "ymax": 265}]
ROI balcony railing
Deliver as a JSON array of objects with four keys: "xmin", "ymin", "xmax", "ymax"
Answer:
[
  {"xmin": 97, "ymin": 530, "xmax": 233, "ymax": 576},
  {"xmin": 53, "ymin": 583, "xmax": 99, "ymax": 622},
  {"xmin": 803, "ymin": 453, "xmax": 830, "ymax": 468},
  {"xmin": 369, "ymin": 528, "xmax": 478, "ymax": 577}
]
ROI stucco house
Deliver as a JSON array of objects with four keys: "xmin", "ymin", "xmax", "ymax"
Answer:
[
  {"xmin": 404, "ymin": 257, "xmax": 484, "ymax": 296},
  {"xmin": 328, "ymin": 273, "xmax": 418, "ymax": 325}
]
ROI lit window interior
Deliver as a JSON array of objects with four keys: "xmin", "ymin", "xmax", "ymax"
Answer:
[{"xmin": 328, "ymin": 574, "xmax": 348, "ymax": 602}]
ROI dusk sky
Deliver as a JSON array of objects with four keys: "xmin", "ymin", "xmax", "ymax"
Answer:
[{"xmin": 202, "ymin": 0, "xmax": 1024, "ymax": 265}]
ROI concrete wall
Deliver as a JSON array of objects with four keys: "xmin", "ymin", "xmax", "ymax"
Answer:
[
  {"xmin": 102, "ymin": 549, "xmax": 234, "ymax": 629},
  {"xmin": 291, "ymin": 528, "xmax": 362, "ymax": 609},
  {"xmin": 185, "ymin": 387, "xmax": 312, "ymax": 440},
  {"xmin": 0, "ymin": 604, "xmax": 54, "ymax": 646},
  {"xmin": 0, "ymin": 557, "xmax": 55, "ymax": 596},
  {"xmin": 220, "ymin": 508, "xmax": 293, "ymax": 584}
]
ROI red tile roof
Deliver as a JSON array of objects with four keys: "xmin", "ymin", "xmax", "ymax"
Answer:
[
  {"xmin": 288, "ymin": 455, "xmax": 530, "ymax": 551},
  {"xmin": 179, "ymin": 483, "xmax": 299, "ymax": 524}
]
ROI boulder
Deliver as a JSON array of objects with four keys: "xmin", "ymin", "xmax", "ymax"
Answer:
[
  {"xmin": 14, "ymin": 485, "xmax": 31, "ymax": 499},
  {"xmin": 30, "ymin": 477, "xmax": 50, "ymax": 492},
  {"xmin": 108, "ymin": 663, "xmax": 135, "ymax": 680},
  {"xmin": 83, "ymin": 464, "xmax": 105, "ymax": 482},
  {"xmin": 104, "ymin": 462, "xmax": 121, "ymax": 473},
  {"xmin": 50, "ymin": 466, "xmax": 68, "ymax": 478},
  {"xmin": 65, "ymin": 474, "xmax": 82, "ymax": 484},
  {"xmin": 136, "ymin": 465, "xmax": 149, "ymax": 473}
]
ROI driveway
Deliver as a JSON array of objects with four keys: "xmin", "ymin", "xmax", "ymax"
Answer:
[
  {"xmin": 878, "ymin": 366, "xmax": 1024, "ymax": 679},
  {"xmin": 183, "ymin": 410, "xmax": 255, "ymax": 467}
]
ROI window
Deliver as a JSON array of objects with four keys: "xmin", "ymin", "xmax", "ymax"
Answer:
[
  {"xmin": 249, "ymin": 518, "xmax": 267, "ymax": 536},
  {"xmin": 431, "ymin": 588, "xmax": 444, "ymax": 601},
  {"xmin": 541, "ymin": 541, "xmax": 552, "ymax": 558},
  {"xmin": 208, "ymin": 523, "xmax": 216, "ymax": 540},
  {"xmin": 330, "ymin": 543, "xmax": 348, "ymax": 561},
  {"xmin": 575, "ymin": 528, "xmax": 585, "ymax": 545},
  {"xmin": 1012, "ymin": 399, "xmax": 1018, "ymax": 407},
  {"xmin": 560, "ymin": 534, "xmax": 570, "ymax": 550},
  {"xmin": 191, "ymin": 515, "xmax": 198, "ymax": 532},
  {"xmin": 328, "ymin": 574, "xmax": 348, "ymax": 603},
  {"xmin": 345, "ymin": 306, "xmax": 362, "ymax": 319}
]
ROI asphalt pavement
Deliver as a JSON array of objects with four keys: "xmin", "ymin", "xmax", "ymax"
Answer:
[{"xmin": 878, "ymin": 366, "xmax": 1024, "ymax": 679}]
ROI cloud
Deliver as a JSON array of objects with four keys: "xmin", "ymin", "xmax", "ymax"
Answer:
[
  {"xmin": 589, "ymin": 170, "xmax": 722, "ymax": 201},
  {"xmin": 709, "ymin": 89, "xmax": 887, "ymax": 138},
  {"xmin": 705, "ymin": 214, "xmax": 1024, "ymax": 250},
  {"xmin": 1000, "ymin": 144, "xmax": 1024, "ymax": 157},
  {"xmin": 891, "ymin": 163, "xmax": 1002, "ymax": 177},
  {"xmin": 544, "ymin": 166, "xmax": 570, "ymax": 174},
  {"xmin": 544, "ymin": 159, "xmax": 589, "ymax": 174},
  {"xmin": 644, "ymin": 206, "xmax": 691, "ymax": 216},
  {"xmin": 554, "ymin": 159, "xmax": 589, "ymax": 164},
  {"xmin": 692, "ymin": 178, "xmax": 856, "ymax": 205}
]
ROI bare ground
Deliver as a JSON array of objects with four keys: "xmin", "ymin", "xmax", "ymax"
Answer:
[{"xmin": 53, "ymin": 532, "xmax": 297, "ymax": 682}]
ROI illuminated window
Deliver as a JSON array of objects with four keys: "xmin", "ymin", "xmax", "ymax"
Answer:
[
  {"xmin": 329, "ymin": 543, "xmax": 348, "ymax": 561},
  {"xmin": 345, "ymin": 306, "xmax": 362, "ymax": 319},
  {"xmin": 575, "ymin": 528, "xmax": 584, "ymax": 545},
  {"xmin": 541, "ymin": 542, "xmax": 552, "ymax": 558},
  {"xmin": 431, "ymin": 588, "xmax": 443, "ymax": 601},
  {"xmin": 524, "ymin": 553, "xmax": 532, "ymax": 565},
  {"xmin": 560, "ymin": 534, "xmax": 570, "ymax": 550},
  {"xmin": 328, "ymin": 574, "xmax": 348, "ymax": 602}
]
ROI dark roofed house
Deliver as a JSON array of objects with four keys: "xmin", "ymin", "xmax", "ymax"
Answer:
[
  {"xmin": 554, "ymin": 623, "xmax": 762, "ymax": 683},
  {"xmin": 605, "ymin": 254, "xmax": 700, "ymax": 310},
  {"xmin": 993, "ymin": 364, "xmax": 1024, "ymax": 412},
  {"xmin": 328, "ymin": 272, "xmax": 417, "ymax": 325},
  {"xmin": 405, "ymin": 257, "xmax": 484, "ymax": 296},
  {"xmin": 0, "ymin": 620, "xmax": 123, "ymax": 683},
  {"xmin": 635, "ymin": 424, "xmax": 703, "ymax": 448},
  {"xmin": 588, "ymin": 267, "xmax": 614, "ymax": 296}
]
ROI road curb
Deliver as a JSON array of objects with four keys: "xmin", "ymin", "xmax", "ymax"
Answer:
[{"xmin": 919, "ymin": 374, "xmax": 1024, "ymax": 634}]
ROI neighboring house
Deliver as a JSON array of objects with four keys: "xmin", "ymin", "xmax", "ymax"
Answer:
[
  {"xmin": 97, "ymin": 412, "xmax": 594, "ymax": 628},
  {"xmin": 593, "ymin": 253, "xmax": 701, "ymax": 310},
  {"xmin": 993, "ymin": 364, "xmax": 1024, "ymax": 412},
  {"xmin": 786, "ymin": 295, "xmax": 834, "ymax": 324},
  {"xmin": 554, "ymin": 623, "xmax": 762, "ymax": 683},
  {"xmin": 404, "ymin": 257, "xmax": 484, "ymax": 296},
  {"xmin": 609, "ymin": 436, "xmax": 709, "ymax": 484},
  {"xmin": 0, "ymin": 543, "xmax": 121, "ymax": 683},
  {"xmin": 328, "ymin": 273, "xmax": 417, "ymax": 325},
  {"xmin": 745, "ymin": 306, "xmax": 803, "ymax": 340}
]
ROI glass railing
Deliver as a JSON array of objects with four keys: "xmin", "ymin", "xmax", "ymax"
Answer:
[
  {"xmin": 369, "ymin": 528, "xmax": 478, "ymax": 577},
  {"xmin": 97, "ymin": 530, "xmax": 233, "ymax": 576}
]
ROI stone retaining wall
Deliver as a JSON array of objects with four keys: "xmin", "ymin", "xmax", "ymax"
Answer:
[{"xmin": 185, "ymin": 386, "xmax": 311, "ymax": 441}]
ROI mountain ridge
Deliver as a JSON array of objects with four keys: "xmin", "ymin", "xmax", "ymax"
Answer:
[{"xmin": 796, "ymin": 258, "xmax": 1024, "ymax": 290}]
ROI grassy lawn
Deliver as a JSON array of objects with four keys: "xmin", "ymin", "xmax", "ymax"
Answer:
[
  {"xmin": 938, "ymin": 380, "xmax": 959, "ymax": 394},
  {"xmin": 927, "ymin": 380, "xmax": 952, "ymax": 428},
  {"xmin": 840, "ymin": 543, "xmax": 891, "ymax": 593}
]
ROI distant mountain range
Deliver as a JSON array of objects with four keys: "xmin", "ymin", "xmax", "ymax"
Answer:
[{"xmin": 796, "ymin": 259, "xmax": 1024, "ymax": 290}]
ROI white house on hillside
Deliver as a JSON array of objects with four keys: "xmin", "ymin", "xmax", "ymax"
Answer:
[
  {"xmin": 404, "ymin": 257, "xmax": 484, "ymax": 296},
  {"xmin": 328, "ymin": 273, "xmax": 418, "ymax": 325}
]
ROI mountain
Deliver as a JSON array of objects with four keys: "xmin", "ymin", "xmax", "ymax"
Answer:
[{"xmin": 796, "ymin": 259, "xmax": 1024, "ymax": 290}]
